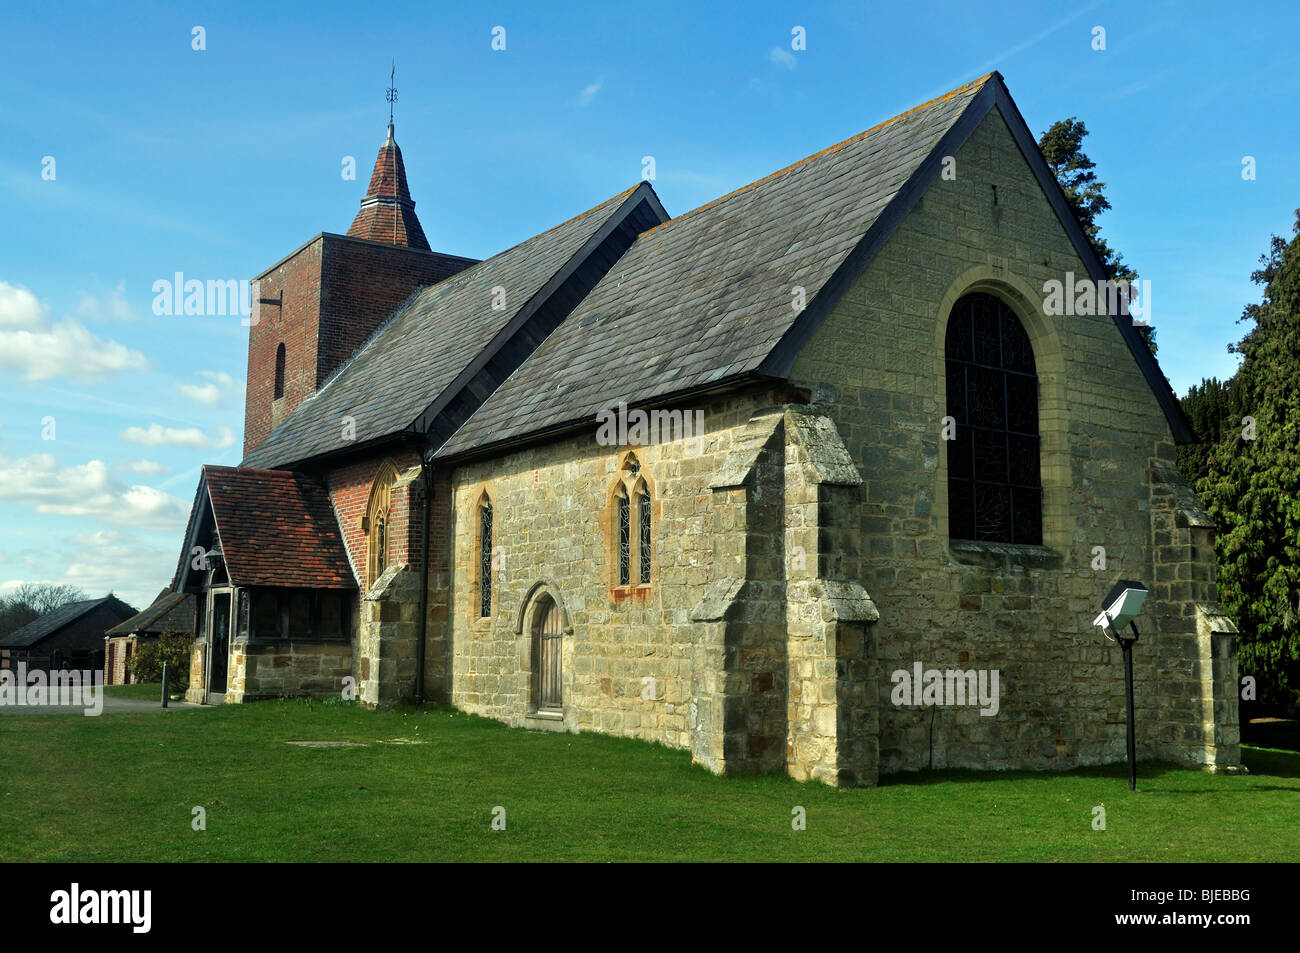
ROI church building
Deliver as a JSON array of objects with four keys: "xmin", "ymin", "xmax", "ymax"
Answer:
[{"xmin": 173, "ymin": 73, "xmax": 1242, "ymax": 786}]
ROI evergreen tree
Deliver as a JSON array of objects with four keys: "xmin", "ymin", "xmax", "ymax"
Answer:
[
  {"xmin": 1194, "ymin": 211, "xmax": 1300, "ymax": 706},
  {"xmin": 1038, "ymin": 117, "xmax": 1157, "ymax": 355},
  {"xmin": 1177, "ymin": 376, "xmax": 1242, "ymax": 485}
]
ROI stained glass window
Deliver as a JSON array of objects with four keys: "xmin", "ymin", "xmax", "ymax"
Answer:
[
  {"xmin": 617, "ymin": 489, "xmax": 630, "ymax": 587},
  {"xmin": 366, "ymin": 461, "xmax": 397, "ymax": 587},
  {"xmin": 479, "ymin": 502, "xmax": 493, "ymax": 617},
  {"xmin": 638, "ymin": 489, "xmax": 651, "ymax": 584},
  {"xmin": 945, "ymin": 292, "xmax": 1041, "ymax": 544}
]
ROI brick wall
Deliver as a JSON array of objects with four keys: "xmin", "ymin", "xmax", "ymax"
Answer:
[
  {"xmin": 325, "ymin": 449, "xmax": 422, "ymax": 591},
  {"xmin": 243, "ymin": 235, "xmax": 475, "ymax": 457},
  {"xmin": 105, "ymin": 635, "xmax": 139, "ymax": 685},
  {"xmin": 317, "ymin": 238, "xmax": 473, "ymax": 383},
  {"xmin": 244, "ymin": 239, "xmax": 324, "ymax": 455}
]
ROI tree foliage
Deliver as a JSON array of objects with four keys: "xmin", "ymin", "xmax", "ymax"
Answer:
[
  {"xmin": 1177, "ymin": 376, "xmax": 1244, "ymax": 484},
  {"xmin": 1038, "ymin": 117, "xmax": 1156, "ymax": 355},
  {"xmin": 0, "ymin": 583, "xmax": 87, "ymax": 641},
  {"xmin": 1182, "ymin": 210, "xmax": 1300, "ymax": 706},
  {"xmin": 128, "ymin": 631, "xmax": 194, "ymax": 689}
]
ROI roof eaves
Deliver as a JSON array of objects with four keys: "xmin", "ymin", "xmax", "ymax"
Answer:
[
  {"xmin": 173, "ymin": 470, "xmax": 213, "ymax": 592},
  {"xmin": 434, "ymin": 370, "xmax": 771, "ymax": 466}
]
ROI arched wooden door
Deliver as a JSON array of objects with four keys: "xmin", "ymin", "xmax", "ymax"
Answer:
[{"xmin": 533, "ymin": 599, "xmax": 563, "ymax": 712}]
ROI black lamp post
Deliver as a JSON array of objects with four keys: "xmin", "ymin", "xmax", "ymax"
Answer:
[{"xmin": 1093, "ymin": 580, "xmax": 1149, "ymax": 791}]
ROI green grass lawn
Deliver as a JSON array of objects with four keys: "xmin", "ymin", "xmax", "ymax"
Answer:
[{"xmin": 2, "ymin": 699, "xmax": 1295, "ymax": 861}]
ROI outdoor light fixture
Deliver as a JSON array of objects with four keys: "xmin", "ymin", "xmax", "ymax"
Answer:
[
  {"xmin": 1093, "ymin": 580, "xmax": 1149, "ymax": 791},
  {"xmin": 1092, "ymin": 581, "xmax": 1148, "ymax": 633}
]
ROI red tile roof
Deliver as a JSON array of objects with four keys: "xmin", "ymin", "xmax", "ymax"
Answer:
[
  {"xmin": 347, "ymin": 122, "xmax": 430, "ymax": 250},
  {"xmin": 203, "ymin": 465, "xmax": 356, "ymax": 589}
]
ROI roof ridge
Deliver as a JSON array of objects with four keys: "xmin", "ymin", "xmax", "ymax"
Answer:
[
  {"xmin": 206, "ymin": 463, "xmax": 304, "ymax": 476},
  {"xmin": 643, "ymin": 72, "xmax": 998, "ymax": 237},
  {"xmin": 243, "ymin": 183, "xmax": 647, "ymax": 466},
  {"xmin": 458, "ymin": 183, "xmax": 642, "ymax": 265},
  {"xmin": 0, "ymin": 596, "xmax": 117, "ymax": 646}
]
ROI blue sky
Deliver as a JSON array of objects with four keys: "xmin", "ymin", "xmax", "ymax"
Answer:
[{"xmin": 1, "ymin": 0, "xmax": 1297, "ymax": 610}]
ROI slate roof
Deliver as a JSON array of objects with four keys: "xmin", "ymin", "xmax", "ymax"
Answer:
[
  {"xmin": 200, "ymin": 466, "xmax": 356, "ymax": 589},
  {"xmin": 436, "ymin": 75, "xmax": 993, "ymax": 457},
  {"xmin": 437, "ymin": 71, "xmax": 1194, "ymax": 457},
  {"xmin": 105, "ymin": 590, "xmax": 195, "ymax": 638},
  {"xmin": 0, "ymin": 596, "xmax": 136, "ymax": 649},
  {"xmin": 242, "ymin": 185, "xmax": 650, "ymax": 470}
]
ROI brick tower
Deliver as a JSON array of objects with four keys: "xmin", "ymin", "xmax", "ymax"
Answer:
[{"xmin": 242, "ymin": 121, "xmax": 477, "ymax": 459}]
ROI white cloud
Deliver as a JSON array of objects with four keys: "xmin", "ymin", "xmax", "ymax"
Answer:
[
  {"xmin": 6, "ymin": 531, "xmax": 178, "ymax": 611},
  {"xmin": 0, "ymin": 280, "xmax": 149, "ymax": 381},
  {"xmin": 179, "ymin": 383, "xmax": 221, "ymax": 406},
  {"xmin": 578, "ymin": 77, "xmax": 604, "ymax": 106},
  {"xmin": 120, "ymin": 423, "xmax": 234, "ymax": 450},
  {"xmin": 121, "ymin": 458, "xmax": 171, "ymax": 475},
  {"xmin": 768, "ymin": 47, "xmax": 797, "ymax": 70},
  {"xmin": 0, "ymin": 453, "xmax": 190, "ymax": 532},
  {"xmin": 0, "ymin": 282, "xmax": 44, "ymax": 329},
  {"xmin": 178, "ymin": 370, "xmax": 240, "ymax": 407},
  {"xmin": 76, "ymin": 281, "xmax": 140, "ymax": 321}
]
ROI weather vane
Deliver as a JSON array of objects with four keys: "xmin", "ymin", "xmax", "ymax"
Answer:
[{"xmin": 386, "ymin": 61, "xmax": 397, "ymax": 124}]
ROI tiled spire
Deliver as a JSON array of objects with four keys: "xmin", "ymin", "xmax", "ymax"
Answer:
[{"xmin": 347, "ymin": 122, "xmax": 431, "ymax": 250}]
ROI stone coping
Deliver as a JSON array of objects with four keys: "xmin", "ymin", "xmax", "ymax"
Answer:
[{"xmin": 946, "ymin": 539, "xmax": 1064, "ymax": 571}]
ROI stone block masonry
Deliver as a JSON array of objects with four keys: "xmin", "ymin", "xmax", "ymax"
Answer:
[
  {"xmin": 446, "ymin": 392, "xmax": 882, "ymax": 785},
  {"xmin": 787, "ymin": 106, "xmax": 1240, "ymax": 777}
]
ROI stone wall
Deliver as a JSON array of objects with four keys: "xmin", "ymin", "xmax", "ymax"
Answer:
[
  {"xmin": 356, "ymin": 564, "xmax": 424, "ymax": 707},
  {"xmin": 444, "ymin": 393, "xmax": 883, "ymax": 784},
  {"xmin": 446, "ymin": 390, "xmax": 772, "ymax": 755},
  {"xmin": 226, "ymin": 640, "xmax": 353, "ymax": 703},
  {"xmin": 185, "ymin": 641, "xmax": 205, "ymax": 704},
  {"xmin": 787, "ymin": 105, "xmax": 1239, "ymax": 776}
]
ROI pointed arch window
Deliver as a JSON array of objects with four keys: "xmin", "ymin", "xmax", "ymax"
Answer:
[
  {"xmin": 610, "ymin": 453, "xmax": 654, "ymax": 590},
  {"xmin": 478, "ymin": 497, "xmax": 493, "ymax": 618},
  {"xmin": 637, "ymin": 485, "xmax": 652, "ymax": 584},
  {"xmin": 365, "ymin": 460, "xmax": 398, "ymax": 586},
  {"xmin": 616, "ymin": 485, "xmax": 631, "ymax": 586},
  {"xmin": 945, "ymin": 292, "xmax": 1042, "ymax": 544},
  {"xmin": 273, "ymin": 343, "xmax": 286, "ymax": 400}
]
